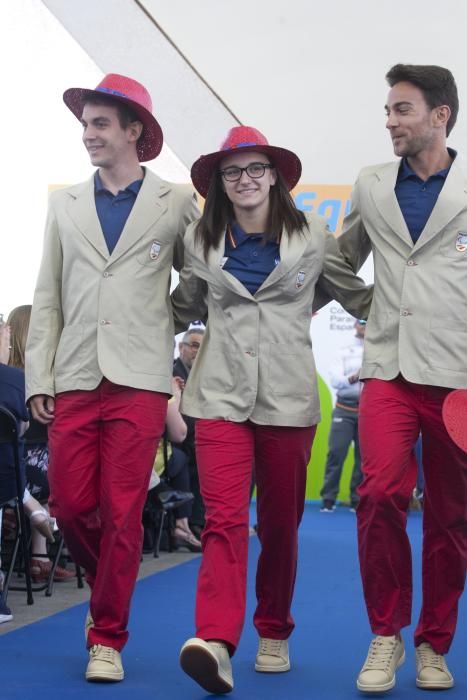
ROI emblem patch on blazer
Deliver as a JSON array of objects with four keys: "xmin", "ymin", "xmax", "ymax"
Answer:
[
  {"xmin": 455, "ymin": 232, "xmax": 467, "ymax": 252},
  {"xmin": 295, "ymin": 270, "xmax": 306, "ymax": 289},
  {"xmin": 149, "ymin": 240, "xmax": 162, "ymax": 260}
]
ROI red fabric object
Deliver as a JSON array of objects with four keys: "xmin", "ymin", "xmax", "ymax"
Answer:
[
  {"xmin": 48, "ymin": 379, "xmax": 167, "ymax": 651},
  {"xmin": 357, "ymin": 377, "xmax": 467, "ymax": 654},
  {"xmin": 63, "ymin": 74, "xmax": 163, "ymax": 162},
  {"xmin": 191, "ymin": 125, "xmax": 302, "ymax": 197},
  {"xmin": 442, "ymin": 389, "xmax": 467, "ymax": 453},
  {"xmin": 194, "ymin": 418, "xmax": 315, "ymax": 653}
]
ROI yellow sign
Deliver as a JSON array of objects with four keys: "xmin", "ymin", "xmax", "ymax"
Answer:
[{"xmin": 292, "ymin": 184, "xmax": 352, "ymax": 234}]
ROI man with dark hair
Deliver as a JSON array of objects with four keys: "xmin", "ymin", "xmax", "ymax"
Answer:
[
  {"xmin": 26, "ymin": 74, "xmax": 198, "ymax": 682},
  {"xmin": 385, "ymin": 63, "xmax": 459, "ymax": 136},
  {"xmin": 338, "ymin": 63, "xmax": 467, "ymax": 693}
]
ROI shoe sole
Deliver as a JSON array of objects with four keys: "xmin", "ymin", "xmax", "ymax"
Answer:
[
  {"xmin": 416, "ymin": 677, "xmax": 454, "ymax": 689},
  {"xmin": 180, "ymin": 643, "xmax": 233, "ymax": 694},
  {"xmin": 255, "ymin": 660, "xmax": 290, "ymax": 673},
  {"xmin": 85, "ymin": 670, "xmax": 124, "ymax": 682},
  {"xmin": 357, "ymin": 651, "xmax": 406, "ymax": 693}
]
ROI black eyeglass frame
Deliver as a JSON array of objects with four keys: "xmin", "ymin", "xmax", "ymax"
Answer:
[{"xmin": 218, "ymin": 162, "xmax": 275, "ymax": 182}]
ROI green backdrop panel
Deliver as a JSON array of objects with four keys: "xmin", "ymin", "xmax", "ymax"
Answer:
[{"xmin": 305, "ymin": 374, "xmax": 357, "ymax": 501}]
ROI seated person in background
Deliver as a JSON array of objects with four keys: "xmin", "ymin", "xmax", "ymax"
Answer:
[
  {"xmin": 173, "ymin": 327, "xmax": 206, "ymax": 538},
  {"xmin": 148, "ymin": 377, "xmax": 201, "ymax": 552},
  {"xmin": 0, "ymin": 318, "xmax": 17, "ymax": 624},
  {"xmin": 2, "ymin": 306, "xmax": 72, "ymax": 583}
]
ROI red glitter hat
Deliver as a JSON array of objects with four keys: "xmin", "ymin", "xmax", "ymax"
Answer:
[
  {"xmin": 63, "ymin": 73, "xmax": 163, "ymax": 162},
  {"xmin": 191, "ymin": 125, "xmax": 302, "ymax": 197}
]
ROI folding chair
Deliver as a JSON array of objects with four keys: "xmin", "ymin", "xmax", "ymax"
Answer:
[
  {"xmin": 0, "ymin": 405, "xmax": 33, "ymax": 604},
  {"xmin": 143, "ymin": 485, "xmax": 195, "ymax": 558}
]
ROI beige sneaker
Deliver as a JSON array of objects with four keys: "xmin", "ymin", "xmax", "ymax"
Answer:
[
  {"xmin": 255, "ymin": 638, "xmax": 290, "ymax": 672},
  {"xmin": 416, "ymin": 642, "xmax": 454, "ymax": 689},
  {"xmin": 84, "ymin": 609, "xmax": 93, "ymax": 644},
  {"xmin": 85, "ymin": 644, "xmax": 124, "ymax": 682},
  {"xmin": 180, "ymin": 637, "xmax": 233, "ymax": 694},
  {"xmin": 357, "ymin": 635, "xmax": 405, "ymax": 692}
]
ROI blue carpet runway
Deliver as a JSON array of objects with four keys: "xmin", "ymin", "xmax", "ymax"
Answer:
[{"xmin": 1, "ymin": 505, "xmax": 466, "ymax": 699}]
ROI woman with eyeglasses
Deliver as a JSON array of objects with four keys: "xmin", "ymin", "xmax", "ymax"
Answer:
[{"xmin": 172, "ymin": 126, "xmax": 372, "ymax": 694}]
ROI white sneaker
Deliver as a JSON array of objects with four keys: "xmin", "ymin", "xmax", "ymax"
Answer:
[
  {"xmin": 180, "ymin": 637, "xmax": 233, "ymax": 694},
  {"xmin": 85, "ymin": 644, "xmax": 124, "ymax": 682},
  {"xmin": 357, "ymin": 635, "xmax": 405, "ymax": 692},
  {"xmin": 416, "ymin": 642, "xmax": 454, "ymax": 689},
  {"xmin": 255, "ymin": 637, "xmax": 290, "ymax": 672}
]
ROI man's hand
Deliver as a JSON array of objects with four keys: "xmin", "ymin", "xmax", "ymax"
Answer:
[
  {"xmin": 172, "ymin": 375, "xmax": 185, "ymax": 397},
  {"xmin": 348, "ymin": 372, "xmax": 360, "ymax": 385},
  {"xmin": 29, "ymin": 394, "xmax": 56, "ymax": 424}
]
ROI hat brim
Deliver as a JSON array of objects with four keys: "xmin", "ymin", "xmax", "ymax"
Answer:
[
  {"xmin": 63, "ymin": 87, "xmax": 163, "ymax": 162},
  {"xmin": 442, "ymin": 389, "xmax": 467, "ymax": 453},
  {"xmin": 191, "ymin": 144, "xmax": 302, "ymax": 198}
]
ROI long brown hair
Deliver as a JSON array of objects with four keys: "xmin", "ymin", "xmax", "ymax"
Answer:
[
  {"xmin": 7, "ymin": 305, "xmax": 32, "ymax": 369},
  {"xmin": 195, "ymin": 165, "xmax": 307, "ymax": 261}
]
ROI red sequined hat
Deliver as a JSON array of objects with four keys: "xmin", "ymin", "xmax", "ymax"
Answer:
[
  {"xmin": 442, "ymin": 389, "xmax": 467, "ymax": 453},
  {"xmin": 191, "ymin": 125, "xmax": 302, "ymax": 198},
  {"xmin": 63, "ymin": 73, "xmax": 163, "ymax": 162}
]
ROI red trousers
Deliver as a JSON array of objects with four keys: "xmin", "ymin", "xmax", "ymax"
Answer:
[
  {"xmin": 48, "ymin": 379, "xmax": 167, "ymax": 651},
  {"xmin": 194, "ymin": 419, "xmax": 316, "ymax": 653},
  {"xmin": 357, "ymin": 377, "xmax": 467, "ymax": 653}
]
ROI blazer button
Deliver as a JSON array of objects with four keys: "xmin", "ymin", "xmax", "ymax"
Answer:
[
  {"xmin": 100, "ymin": 319, "xmax": 111, "ymax": 325},
  {"xmin": 407, "ymin": 260, "xmax": 417, "ymax": 266}
]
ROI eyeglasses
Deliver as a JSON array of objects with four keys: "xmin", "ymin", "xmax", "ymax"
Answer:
[
  {"xmin": 218, "ymin": 162, "xmax": 274, "ymax": 182},
  {"xmin": 183, "ymin": 342, "xmax": 201, "ymax": 349}
]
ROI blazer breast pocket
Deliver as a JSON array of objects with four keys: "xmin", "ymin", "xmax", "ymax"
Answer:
[
  {"xmin": 136, "ymin": 237, "xmax": 173, "ymax": 267},
  {"xmin": 438, "ymin": 229, "xmax": 467, "ymax": 259}
]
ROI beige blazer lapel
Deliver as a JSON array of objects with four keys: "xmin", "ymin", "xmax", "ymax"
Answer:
[
  {"xmin": 258, "ymin": 225, "xmax": 308, "ymax": 292},
  {"xmin": 66, "ymin": 176, "xmax": 109, "ymax": 260},
  {"xmin": 202, "ymin": 228, "xmax": 255, "ymax": 300},
  {"xmin": 371, "ymin": 162, "xmax": 414, "ymax": 249},
  {"xmin": 414, "ymin": 158, "xmax": 467, "ymax": 252},
  {"xmin": 108, "ymin": 170, "xmax": 169, "ymax": 265}
]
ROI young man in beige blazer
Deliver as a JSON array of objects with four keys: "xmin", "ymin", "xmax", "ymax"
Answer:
[
  {"xmin": 25, "ymin": 74, "xmax": 198, "ymax": 681},
  {"xmin": 338, "ymin": 64, "xmax": 467, "ymax": 693}
]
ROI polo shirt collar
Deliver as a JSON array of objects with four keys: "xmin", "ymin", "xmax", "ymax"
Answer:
[
  {"xmin": 94, "ymin": 170, "xmax": 144, "ymax": 195},
  {"xmin": 398, "ymin": 147, "xmax": 457, "ymax": 182},
  {"xmin": 231, "ymin": 221, "xmax": 262, "ymax": 244}
]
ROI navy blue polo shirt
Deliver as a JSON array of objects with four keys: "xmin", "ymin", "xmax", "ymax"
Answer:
[
  {"xmin": 94, "ymin": 172, "xmax": 143, "ymax": 254},
  {"xmin": 223, "ymin": 222, "xmax": 281, "ymax": 295},
  {"xmin": 395, "ymin": 149, "xmax": 456, "ymax": 243}
]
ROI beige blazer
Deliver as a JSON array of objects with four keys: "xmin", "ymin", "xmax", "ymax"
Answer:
[
  {"xmin": 338, "ymin": 156, "xmax": 467, "ymax": 389},
  {"xmin": 26, "ymin": 169, "xmax": 199, "ymax": 399},
  {"xmin": 171, "ymin": 214, "xmax": 373, "ymax": 427}
]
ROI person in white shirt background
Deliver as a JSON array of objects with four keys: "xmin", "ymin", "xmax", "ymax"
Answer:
[{"xmin": 320, "ymin": 319, "xmax": 366, "ymax": 512}]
